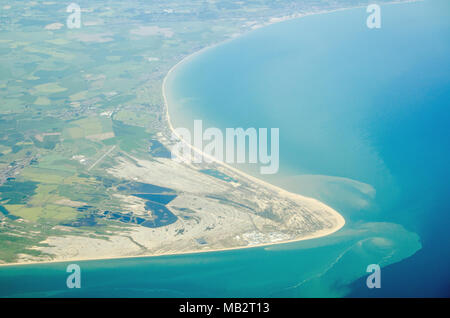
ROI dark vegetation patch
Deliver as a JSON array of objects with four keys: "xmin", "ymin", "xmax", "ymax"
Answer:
[{"xmin": 0, "ymin": 180, "xmax": 38, "ymax": 204}]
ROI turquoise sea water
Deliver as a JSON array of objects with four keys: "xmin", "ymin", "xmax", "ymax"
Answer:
[{"xmin": 0, "ymin": 0, "xmax": 448, "ymax": 297}]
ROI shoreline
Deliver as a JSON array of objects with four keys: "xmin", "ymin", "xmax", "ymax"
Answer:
[
  {"xmin": 4, "ymin": 3, "xmax": 418, "ymax": 268},
  {"xmin": 0, "ymin": 226, "xmax": 340, "ymax": 268}
]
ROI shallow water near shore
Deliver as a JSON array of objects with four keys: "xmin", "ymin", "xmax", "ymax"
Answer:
[{"xmin": 0, "ymin": 0, "xmax": 448, "ymax": 297}]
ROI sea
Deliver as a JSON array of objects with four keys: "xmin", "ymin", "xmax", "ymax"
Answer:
[{"xmin": 0, "ymin": 0, "xmax": 448, "ymax": 297}]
